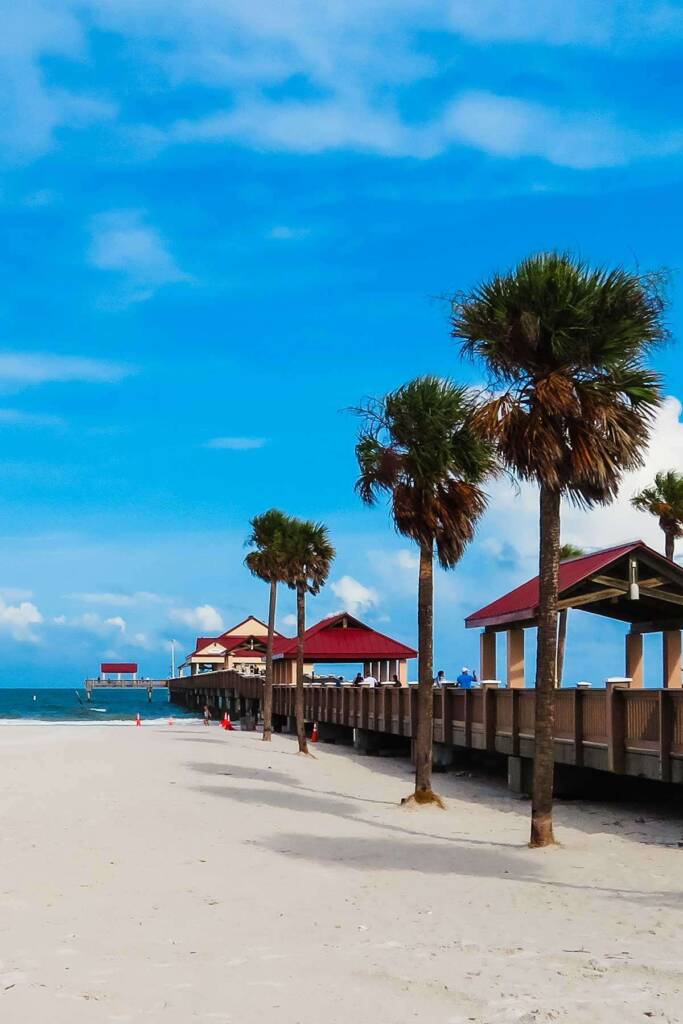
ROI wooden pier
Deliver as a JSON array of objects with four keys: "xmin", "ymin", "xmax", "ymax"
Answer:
[
  {"xmin": 85, "ymin": 678, "xmax": 169, "ymax": 691},
  {"xmin": 169, "ymin": 670, "xmax": 683, "ymax": 791}
]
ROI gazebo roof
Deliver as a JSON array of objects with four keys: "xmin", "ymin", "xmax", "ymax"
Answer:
[
  {"xmin": 466, "ymin": 540, "xmax": 683, "ymax": 632},
  {"xmin": 273, "ymin": 612, "xmax": 417, "ymax": 662}
]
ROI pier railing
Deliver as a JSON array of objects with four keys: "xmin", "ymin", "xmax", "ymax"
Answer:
[{"xmin": 168, "ymin": 671, "xmax": 683, "ymax": 784}]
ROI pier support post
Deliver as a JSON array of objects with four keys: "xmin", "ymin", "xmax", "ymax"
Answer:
[
  {"xmin": 663, "ymin": 630, "xmax": 682, "ymax": 688},
  {"xmin": 480, "ymin": 630, "xmax": 496, "ymax": 681},
  {"xmin": 506, "ymin": 628, "xmax": 525, "ymax": 688},
  {"xmin": 432, "ymin": 742, "xmax": 454, "ymax": 771},
  {"xmin": 626, "ymin": 632, "xmax": 644, "ymax": 687},
  {"xmin": 507, "ymin": 755, "xmax": 532, "ymax": 795}
]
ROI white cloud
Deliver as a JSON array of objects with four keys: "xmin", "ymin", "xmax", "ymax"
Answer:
[
  {"xmin": 169, "ymin": 604, "xmax": 224, "ymax": 633},
  {"xmin": 88, "ymin": 210, "xmax": 190, "ymax": 302},
  {"xmin": 0, "ymin": 586, "xmax": 34, "ymax": 601},
  {"xmin": 0, "ymin": 408, "xmax": 65, "ymax": 427},
  {"xmin": 68, "ymin": 590, "xmax": 167, "ymax": 606},
  {"xmin": 394, "ymin": 549, "xmax": 419, "ymax": 571},
  {"xmin": 53, "ymin": 611, "xmax": 129, "ymax": 638},
  {"xmin": 445, "ymin": 1, "xmax": 683, "ymax": 47},
  {"xmin": 204, "ymin": 437, "xmax": 267, "ymax": 450},
  {"xmin": 330, "ymin": 575, "xmax": 379, "ymax": 615},
  {"xmin": 0, "ymin": 597, "xmax": 43, "ymax": 642},
  {"xmin": 0, "ymin": 3, "xmax": 115, "ymax": 163},
  {"xmin": 443, "ymin": 91, "xmax": 680, "ymax": 170},
  {"xmin": 0, "ymin": 353, "xmax": 132, "ymax": 387},
  {"xmin": 281, "ymin": 613, "xmax": 297, "ymax": 629},
  {"xmin": 5, "ymin": 1, "xmax": 683, "ymax": 171}
]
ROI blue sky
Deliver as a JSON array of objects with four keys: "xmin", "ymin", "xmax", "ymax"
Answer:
[{"xmin": 2, "ymin": 1, "xmax": 683, "ymax": 687}]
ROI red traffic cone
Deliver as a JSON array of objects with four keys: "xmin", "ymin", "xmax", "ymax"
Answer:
[
  {"xmin": 168, "ymin": 716, "xmax": 174, "ymax": 726},
  {"xmin": 221, "ymin": 712, "xmax": 228, "ymax": 730},
  {"xmin": 224, "ymin": 713, "xmax": 233, "ymax": 732},
  {"xmin": 135, "ymin": 713, "xmax": 141, "ymax": 727},
  {"xmin": 311, "ymin": 722, "xmax": 319, "ymax": 743}
]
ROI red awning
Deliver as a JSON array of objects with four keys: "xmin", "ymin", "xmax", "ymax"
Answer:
[{"xmin": 101, "ymin": 662, "xmax": 138, "ymax": 673}]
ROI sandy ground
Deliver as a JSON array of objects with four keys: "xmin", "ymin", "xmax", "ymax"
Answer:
[{"xmin": 1, "ymin": 724, "xmax": 683, "ymax": 1024}]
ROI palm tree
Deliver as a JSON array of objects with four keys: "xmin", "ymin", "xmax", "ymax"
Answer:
[
  {"xmin": 355, "ymin": 376, "xmax": 497, "ymax": 806},
  {"xmin": 452, "ymin": 253, "xmax": 665, "ymax": 846},
  {"xmin": 281, "ymin": 517, "xmax": 335, "ymax": 755},
  {"xmin": 631, "ymin": 470, "xmax": 683, "ymax": 561},
  {"xmin": 245, "ymin": 509, "xmax": 292, "ymax": 741},
  {"xmin": 556, "ymin": 543, "xmax": 584, "ymax": 688}
]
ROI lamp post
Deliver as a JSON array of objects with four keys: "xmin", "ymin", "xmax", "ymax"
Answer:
[{"xmin": 171, "ymin": 639, "xmax": 177, "ymax": 678}]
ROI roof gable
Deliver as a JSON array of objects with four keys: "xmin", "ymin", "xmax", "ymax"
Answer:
[
  {"xmin": 466, "ymin": 540, "xmax": 683, "ymax": 629},
  {"xmin": 274, "ymin": 611, "xmax": 416, "ymax": 660}
]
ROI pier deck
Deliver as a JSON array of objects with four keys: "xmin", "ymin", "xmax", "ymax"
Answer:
[{"xmin": 169, "ymin": 670, "xmax": 683, "ymax": 789}]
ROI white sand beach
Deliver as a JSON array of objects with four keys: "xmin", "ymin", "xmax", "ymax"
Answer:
[{"xmin": 1, "ymin": 723, "xmax": 682, "ymax": 1024}]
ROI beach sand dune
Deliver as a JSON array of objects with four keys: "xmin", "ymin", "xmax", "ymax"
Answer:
[{"xmin": 1, "ymin": 723, "xmax": 682, "ymax": 1023}]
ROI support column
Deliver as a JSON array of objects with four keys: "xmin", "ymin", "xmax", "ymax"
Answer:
[
  {"xmin": 506, "ymin": 628, "xmax": 525, "ymax": 688},
  {"xmin": 625, "ymin": 631, "xmax": 644, "ymax": 687},
  {"xmin": 662, "ymin": 630, "xmax": 682, "ymax": 688},
  {"xmin": 480, "ymin": 630, "xmax": 496, "ymax": 681}
]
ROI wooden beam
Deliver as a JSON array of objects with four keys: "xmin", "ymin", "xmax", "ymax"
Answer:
[
  {"xmin": 630, "ymin": 618, "xmax": 683, "ymax": 634},
  {"xmin": 640, "ymin": 585, "xmax": 683, "ymax": 608},
  {"xmin": 557, "ymin": 587, "xmax": 624, "ymax": 610},
  {"xmin": 593, "ymin": 575, "xmax": 663, "ymax": 591}
]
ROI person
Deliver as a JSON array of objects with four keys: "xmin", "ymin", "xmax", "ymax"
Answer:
[
  {"xmin": 434, "ymin": 670, "xmax": 446, "ymax": 687},
  {"xmin": 456, "ymin": 667, "xmax": 477, "ymax": 688},
  {"xmin": 391, "ymin": 673, "xmax": 402, "ymax": 688},
  {"xmin": 353, "ymin": 672, "xmax": 363, "ymax": 687},
  {"xmin": 363, "ymin": 672, "xmax": 378, "ymax": 687},
  {"xmin": 203, "ymin": 704, "xmax": 211, "ymax": 726},
  {"xmin": 335, "ymin": 675, "xmax": 343, "ymax": 687}
]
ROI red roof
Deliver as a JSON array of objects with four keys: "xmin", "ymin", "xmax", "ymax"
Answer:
[
  {"xmin": 101, "ymin": 662, "xmax": 138, "ymax": 673},
  {"xmin": 466, "ymin": 540, "xmax": 671, "ymax": 628},
  {"xmin": 274, "ymin": 612, "xmax": 416, "ymax": 661}
]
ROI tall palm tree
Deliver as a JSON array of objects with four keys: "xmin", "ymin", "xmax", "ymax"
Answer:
[
  {"xmin": 556, "ymin": 543, "xmax": 584, "ymax": 688},
  {"xmin": 631, "ymin": 470, "xmax": 683, "ymax": 561},
  {"xmin": 452, "ymin": 253, "xmax": 665, "ymax": 847},
  {"xmin": 282, "ymin": 517, "xmax": 335, "ymax": 755},
  {"xmin": 244, "ymin": 509, "xmax": 292, "ymax": 742},
  {"xmin": 355, "ymin": 376, "xmax": 497, "ymax": 806}
]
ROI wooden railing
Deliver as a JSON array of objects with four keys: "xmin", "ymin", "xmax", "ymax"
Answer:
[{"xmin": 169, "ymin": 672, "xmax": 683, "ymax": 783}]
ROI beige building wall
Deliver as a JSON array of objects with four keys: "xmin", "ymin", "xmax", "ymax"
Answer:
[{"xmin": 225, "ymin": 617, "xmax": 269, "ymax": 637}]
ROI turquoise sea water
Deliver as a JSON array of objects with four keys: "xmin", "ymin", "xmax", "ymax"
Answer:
[{"xmin": 0, "ymin": 688, "xmax": 199, "ymax": 722}]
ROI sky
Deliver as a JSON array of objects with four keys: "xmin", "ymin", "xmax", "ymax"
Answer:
[{"xmin": 2, "ymin": 1, "xmax": 683, "ymax": 687}]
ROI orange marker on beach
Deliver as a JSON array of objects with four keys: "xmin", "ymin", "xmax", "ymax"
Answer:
[
  {"xmin": 311, "ymin": 722, "xmax": 319, "ymax": 743},
  {"xmin": 135, "ymin": 713, "xmax": 141, "ymax": 727},
  {"xmin": 223, "ymin": 713, "xmax": 233, "ymax": 732},
  {"xmin": 168, "ymin": 716, "xmax": 173, "ymax": 726}
]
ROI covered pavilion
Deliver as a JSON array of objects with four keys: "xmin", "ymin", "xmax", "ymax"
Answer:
[
  {"xmin": 466, "ymin": 540, "xmax": 683, "ymax": 688},
  {"xmin": 271, "ymin": 611, "xmax": 417, "ymax": 684}
]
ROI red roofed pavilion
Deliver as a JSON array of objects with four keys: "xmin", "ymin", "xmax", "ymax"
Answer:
[
  {"xmin": 466, "ymin": 540, "xmax": 683, "ymax": 688},
  {"xmin": 272, "ymin": 612, "xmax": 417, "ymax": 684}
]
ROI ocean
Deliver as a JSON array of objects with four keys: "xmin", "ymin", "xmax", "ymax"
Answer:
[{"xmin": 0, "ymin": 687, "xmax": 199, "ymax": 723}]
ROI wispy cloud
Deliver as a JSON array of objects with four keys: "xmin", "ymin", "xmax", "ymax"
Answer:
[
  {"xmin": 267, "ymin": 225, "xmax": 311, "ymax": 241},
  {"xmin": 204, "ymin": 437, "xmax": 267, "ymax": 451},
  {"xmin": 0, "ymin": 408, "xmax": 65, "ymax": 427},
  {"xmin": 88, "ymin": 209, "xmax": 190, "ymax": 303},
  {"xmin": 68, "ymin": 591, "xmax": 168, "ymax": 606},
  {"xmin": 0, "ymin": 353, "xmax": 133, "ymax": 387}
]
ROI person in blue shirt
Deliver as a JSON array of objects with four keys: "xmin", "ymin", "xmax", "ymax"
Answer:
[{"xmin": 456, "ymin": 667, "xmax": 477, "ymax": 688}]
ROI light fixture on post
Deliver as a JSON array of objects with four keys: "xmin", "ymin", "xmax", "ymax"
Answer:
[{"xmin": 629, "ymin": 556, "xmax": 640, "ymax": 601}]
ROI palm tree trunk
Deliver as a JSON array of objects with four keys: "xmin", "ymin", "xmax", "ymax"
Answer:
[
  {"xmin": 262, "ymin": 579, "xmax": 277, "ymax": 742},
  {"xmin": 410, "ymin": 542, "xmax": 442, "ymax": 805},
  {"xmin": 665, "ymin": 529, "xmax": 675, "ymax": 561},
  {"xmin": 295, "ymin": 580, "xmax": 308, "ymax": 754},
  {"xmin": 530, "ymin": 484, "xmax": 561, "ymax": 848},
  {"xmin": 555, "ymin": 609, "xmax": 567, "ymax": 689}
]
